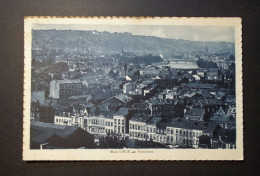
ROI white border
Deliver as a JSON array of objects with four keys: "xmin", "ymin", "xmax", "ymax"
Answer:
[{"xmin": 23, "ymin": 17, "xmax": 243, "ymax": 161}]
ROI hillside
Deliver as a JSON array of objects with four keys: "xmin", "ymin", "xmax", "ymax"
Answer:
[{"xmin": 32, "ymin": 30, "xmax": 235, "ymax": 56}]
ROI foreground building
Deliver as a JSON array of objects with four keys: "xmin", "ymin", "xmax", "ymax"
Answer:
[
  {"xmin": 129, "ymin": 114, "xmax": 151, "ymax": 141},
  {"xmin": 166, "ymin": 119, "xmax": 220, "ymax": 148},
  {"xmin": 30, "ymin": 121, "xmax": 94, "ymax": 149}
]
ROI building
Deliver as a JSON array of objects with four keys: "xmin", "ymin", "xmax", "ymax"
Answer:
[
  {"xmin": 147, "ymin": 99, "xmax": 174, "ymax": 118},
  {"xmin": 146, "ymin": 117, "xmax": 162, "ymax": 141},
  {"xmin": 54, "ymin": 111, "xmax": 85, "ymax": 129},
  {"xmin": 30, "ymin": 121, "xmax": 95, "ymax": 149},
  {"xmin": 100, "ymin": 94, "xmax": 132, "ymax": 111},
  {"xmin": 84, "ymin": 111, "xmax": 115, "ymax": 136},
  {"xmin": 49, "ymin": 79, "xmax": 83, "ymax": 101},
  {"xmin": 129, "ymin": 114, "xmax": 151, "ymax": 141},
  {"xmin": 155, "ymin": 122, "xmax": 168, "ymax": 144},
  {"xmin": 187, "ymin": 83, "xmax": 217, "ymax": 90},
  {"xmin": 184, "ymin": 108, "xmax": 205, "ymax": 121},
  {"xmin": 166, "ymin": 119, "xmax": 220, "ymax": 148},
  {"xmin": 113, "ymin": 108, "xmax": 133, "ymax": 138},
  {"xmin": 123, "ymin": 83, "xmax": 133, "ymax": 94}
]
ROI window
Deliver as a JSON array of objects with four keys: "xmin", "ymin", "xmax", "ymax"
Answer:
[
  {"xmin": 118, "ymin": 119, "xmax": 121, "ymax": 125},
  {"xmin": 122, "ymin": 120, "xmax": 124, "ymax": 124}
]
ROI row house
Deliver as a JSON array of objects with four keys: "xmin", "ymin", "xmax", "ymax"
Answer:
[
  {"xmin": 113, "ymin": 108, "xmax": 135, "ymax": 138},
  {"xmin": 129, "ymin": 114, "xmax": 151, "ymax": 141},
  {"xmin": 154, "ymin": 122, "xmax": 168, "ymax": 144},
  {"xmin": 54, "ymin": 111, "xmax": 84, "ymax": 128},
  {"xmin": 166, "ymin": 119, "xmax": 220, "ymax": 148},
  {"xmin": 146, "ymin": 117, "xmax": 162, "ymax": 142},
  {"xmin": 84, "ymin": 112, "xmax": 114, "ymax": 136}
]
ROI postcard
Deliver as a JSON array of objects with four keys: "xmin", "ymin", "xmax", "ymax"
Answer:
[{"xmin": 23, "ymin": 17, "xmax": 243, "ymax": 160}]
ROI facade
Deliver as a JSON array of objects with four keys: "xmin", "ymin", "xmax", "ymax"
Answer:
[
  {"xmin": 147, "ymin": 99, "xmax": 174, "ymax": 118},
  {"xmin": 155, "ymin": 122, "xmax": 168, "ymax": 144},
  {"xmin": 54, "ymin": 112, "xmax": 84, "ymax": 128},
  {"xmin": 123, "ymin": 83, "xmax": 133, "ymax": 94},
  {"xmin": 49, "ymin": 80, "xmax": 83, "ymax": 101},
  {"xmin": 146, "ymin": 117, "xmax": 162, "ymax": 142},
  {"xmin": 129, "ymin": 114, "xmax": 151, "ymax": 141},
  {"xmin": 166, "ymin": 119, "xmax": 219, "ymax": 148},
  {"xmin": 113, "ymin": 108, "xmax": 131, "ymax": 137}
]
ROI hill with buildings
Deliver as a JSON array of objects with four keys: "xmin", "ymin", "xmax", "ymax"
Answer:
[{"xmin": 32, "ymin": 29, "xmax": 235, "ymax": 57}]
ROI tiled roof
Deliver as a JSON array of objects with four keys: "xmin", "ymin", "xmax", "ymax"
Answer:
[
  {"xmin": 115, "ymin": 94, "xmax": 132, "ymax": 103},
  {"xmin": 147, "ymin": 117, "xmax": 162, "ymax": 125},
  {"xmin": 130, "ymin": 113, "xmax": 151, "ymax": 122},
  {"xmin": 185, "ymin": 108, "xmax": 205, "ymax": 117},
  {"xmin": 187, "ymin": 83, "xmax": 217, "ymax": 89},
  {"xmin": 53, "ymin": 79, "xmax": 81, "ymax": 84},
  {"xmin": 114, "ymin": 108, "xmax": 130, "ymax": 116},
  {"xmin": 167, "ymin": 118, "xmax": 219, "ymax": 132},
  {"xmin": 31, "ymin": 121, "xmax": 78, "ymax": 143}
]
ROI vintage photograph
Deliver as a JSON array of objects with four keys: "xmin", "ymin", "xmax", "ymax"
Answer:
[{"xmin": 23, "ymin": 17, "xmax": 243, "ymax": 160}]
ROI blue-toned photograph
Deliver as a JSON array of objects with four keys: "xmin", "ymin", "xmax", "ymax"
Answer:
[{"xmin": 29, "ymin": 23, "xmax": 237, "ymax": 150}]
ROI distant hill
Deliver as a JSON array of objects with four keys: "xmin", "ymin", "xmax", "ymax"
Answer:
[{"xmin": 32, "ymin": 30, "xmax": 235, "ymax": 56}]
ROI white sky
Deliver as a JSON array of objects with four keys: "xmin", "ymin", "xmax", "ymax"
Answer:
[{"xmin": 33, "ymin": 24, "xmax": 235, "ymax": 42}]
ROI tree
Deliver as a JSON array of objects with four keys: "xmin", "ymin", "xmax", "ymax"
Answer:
[
  {"xmin": 197, "ymin": 58, "xmax": 217, "ymax": 69},
  {"xmin": 99, "ymin": 133, "xmax": 124, "ymax": 148}
]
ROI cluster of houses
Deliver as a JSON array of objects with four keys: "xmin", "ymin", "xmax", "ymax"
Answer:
[{"xmin": 52, "ymin": 87, "xmax": 236, "ymax": 149}]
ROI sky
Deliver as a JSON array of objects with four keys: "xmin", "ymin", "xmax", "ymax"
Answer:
[{"xmin": 33, "ymin": 24, "xmax": 235, "ymax": 43}]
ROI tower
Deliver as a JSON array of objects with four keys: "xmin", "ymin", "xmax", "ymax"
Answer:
[{"xmin": 205, "ymin": 45, "xmax": 208, "ymax": 54}]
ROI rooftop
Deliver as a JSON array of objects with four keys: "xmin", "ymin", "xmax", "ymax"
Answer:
[
  {"xmin": 52, "ymin": 79, "xmax": 81, "ymax": 84},
  {"xmin": 168, "ymin": 118, "xmax": 219, "ymax": 132},
  {"xmin": 114, "ymin": 108, "xmax": 130, "ymax": 116},
  {"xmin": 130, "ymin": 113, "xmax": 151, "ymax": 123},
  {"xmin": 115, "ymin": 93, "xmax": 132, "ymax": 103},
  {"xmin": 185, "ymin": 108, "xmax": 205, "ymax": 117},
  {"xmin": 147, "ymin": 117, "xmax": 162, "ymax": 125},
  {"xmin": 187, "ymin": 83, "xmax": 217, "ymax": 89},
  {"xmin": 31, "ymin": 121, "xmax": 78, "ymax": 143}
]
